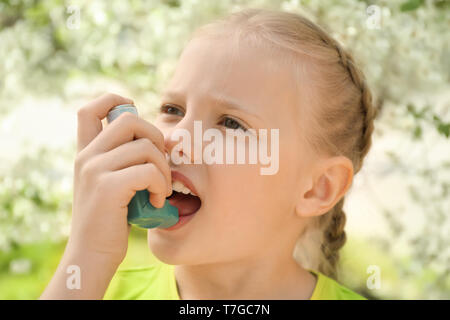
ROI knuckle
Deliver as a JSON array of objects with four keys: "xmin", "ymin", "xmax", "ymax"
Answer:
[
  {"xmin": 74, "ymin": 149, "xmax": 89, "ymax": 170},
  {"xmin": 74, "ymin": 156, "xmax": 84, "ymax": 173},
  {"xmin": 143, "ymin": 163, "xmax": 154, "ymax": 176},
  {"xmin": 144, "ymin": 163, "xmax": 157, "ymax": 180},
  {"xmin": 79, "ymin": 158, "xmax": 100, "ymax": 179},
  {"xmin": 142, "ymin": 121, "xmax": 163, "ymax": 148},
  {"xmin": 118, "ymin": 111, "xmax": 138, "ymax": 124},
  {"xmin": 140, "ymin": 137, "xmax": 153, "ymax": 150},
  {"xmin": 77, "ymin": 106, "xmax": 88, "ymax": 119},
  {"xmin": 106, "ymin": 92, "xmax": 122, "ymax": 102},
  {"xmin": 108, "ymin": 92, "xmax": 121, "ymax": 99}
]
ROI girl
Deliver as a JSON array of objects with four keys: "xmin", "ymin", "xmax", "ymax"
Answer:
[{"xmin": 41, "ymin": 8, "xmax": 375, "ymax": 300}]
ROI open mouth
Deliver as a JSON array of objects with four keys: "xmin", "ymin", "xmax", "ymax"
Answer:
[
  {"xmin": 167, "ymin": 190, "xmax": 201, "ymax": 216},
  {"xmin": 167, "ymin": 174, "xmax": 202, "ymax": 217}
]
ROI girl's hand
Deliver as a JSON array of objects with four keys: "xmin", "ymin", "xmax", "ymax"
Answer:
[
  {"xmin": 69, "ymin": 93, "xmax": 172, "ymax": 263},
  {"xmin": 40, "ymin": 93, "xmax": 172, "ymax": 299}
]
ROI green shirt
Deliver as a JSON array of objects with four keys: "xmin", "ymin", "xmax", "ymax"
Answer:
[{"xmin": 104, "ymin": 260, "xmax": 366, "ymax": 300}]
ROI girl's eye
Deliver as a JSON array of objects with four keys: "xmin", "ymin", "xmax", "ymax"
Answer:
[
  {"xmin": 160, "ymin": 104, "xmax": 184, "ymax": 117},
  {"xmin": 160, "ymin": 105, "xmax": 247, "ymax": 132},
  {"xmin": 221, "ymin": 117, "xmax": 248, "ymax": 132}
]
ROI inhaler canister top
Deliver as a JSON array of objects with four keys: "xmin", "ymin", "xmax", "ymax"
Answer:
[{"xmin": 106, "ymin": 104, "xmax": 138, "ymax": 124}]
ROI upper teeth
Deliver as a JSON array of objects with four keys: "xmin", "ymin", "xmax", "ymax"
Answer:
[{"xmin": 172, "ymin": 180, "xmax": 196, "ymax": 196}]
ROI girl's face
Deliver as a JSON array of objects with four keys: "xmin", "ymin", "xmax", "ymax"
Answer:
[{"xmin": 148, "ymin": 37, "xmax": 316, "ymax": 265}]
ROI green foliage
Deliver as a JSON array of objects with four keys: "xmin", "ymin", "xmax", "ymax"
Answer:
[
  {"xmin": 0, "ymin": 147, "xmax": 73, "ymax": 251},
  {"xmin": 0, "ymin": 229, "xmax": 155, "ymax": 299},
  {"xmin": 400, "ymin": 0, "xmax": 424, "ymax": 11},
  {"xmin": 407, "ymin": 104, "xmax": 450, "ymax": 139},
  {"xmin": 0, "ymin": 240, "xmax": 65, "ymax": 299}
]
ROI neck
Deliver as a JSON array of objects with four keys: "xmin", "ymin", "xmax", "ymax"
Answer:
[{"xmin": 173, "ymin": 244, "xmax": 317, "ymax": 300}]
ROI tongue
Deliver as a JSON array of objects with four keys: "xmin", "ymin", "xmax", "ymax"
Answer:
[{"xmin": 168, "ymin": 192, "xmax": 201, "ymax": 216}]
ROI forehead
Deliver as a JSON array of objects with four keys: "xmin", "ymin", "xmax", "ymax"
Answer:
[{"xmin": 164, "ymin": 37, "xmax": 301, "ymax": 127}]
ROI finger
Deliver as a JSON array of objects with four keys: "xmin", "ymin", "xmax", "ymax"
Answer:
[
  {"xmin": 100, "ymin": 138, "xmax": 172, "ymax": 196},
  {"xmin": 107, "ymin": 163, "xmax": 168, "ymax": 209},
  {"xmin": 77, "ymin": 93, "xmax": 133, "ymax": 153},
  {"xmin": 84, "ymin": 113, "xmax": 165, "ymax": 160}
]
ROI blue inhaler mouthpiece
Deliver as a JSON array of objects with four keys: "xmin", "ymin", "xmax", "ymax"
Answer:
[{"xmin": 106, "ymin": 104, "xmax": 179, "ymax": 229}]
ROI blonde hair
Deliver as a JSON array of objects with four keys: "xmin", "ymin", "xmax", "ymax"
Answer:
[{"xmin": 190, "ymin": 8, "xmax": 376, "ymax": 280}]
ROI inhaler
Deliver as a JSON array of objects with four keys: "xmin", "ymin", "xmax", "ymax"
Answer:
[{"xmin": 106, "ymin": 104, "xmax": 179, "ymax": 229}]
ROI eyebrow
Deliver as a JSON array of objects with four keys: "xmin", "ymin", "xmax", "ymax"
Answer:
[{"xmin": 161, "ymin": 90, "xmax": 264, "ymax": 123}]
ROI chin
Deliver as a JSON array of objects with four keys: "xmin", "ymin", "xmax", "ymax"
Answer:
[{"xmin": 146, "ymin": 231, "xmax": 192, "ymax": 265}]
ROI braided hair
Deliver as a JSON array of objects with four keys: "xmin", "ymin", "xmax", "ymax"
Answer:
[
  {"xmin": 192, "ymin": 8, "xmax": 377, "ymax": 280},
  {"xmin": 313, "ymin": 30, "xmax": 376, "ymax": 279}
]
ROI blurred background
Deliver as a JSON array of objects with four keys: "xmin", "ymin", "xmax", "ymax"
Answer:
[{"xmin": 0, "ymin": 0, "xmax": 449, "ymax": 299}]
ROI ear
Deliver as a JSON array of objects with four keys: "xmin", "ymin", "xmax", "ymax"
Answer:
[{"xmin": 295, "ymin": 156, "xmax": 354, "ymax": 218}]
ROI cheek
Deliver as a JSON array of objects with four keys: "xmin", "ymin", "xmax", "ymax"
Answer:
[{"xmin": 204, "ymin": 163, "xmax": 290, "ymax": 234}]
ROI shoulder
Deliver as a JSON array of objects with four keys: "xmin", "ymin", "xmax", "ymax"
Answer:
[
  {"xmin": 309, "ymin": 270, "xmax": 366, "ymax": 300},
  {"xmin": 104, "ymin": 261, "xmax": 179, "ymax": 300}
]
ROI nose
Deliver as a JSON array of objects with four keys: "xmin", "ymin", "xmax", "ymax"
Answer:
[
  {"xmin": 165, "ymin": 133, "xmax": 186, "ymax": 165},
  {"xmin": 164, "ymin": 116, "xmax": 200, "ymax": 165}
]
